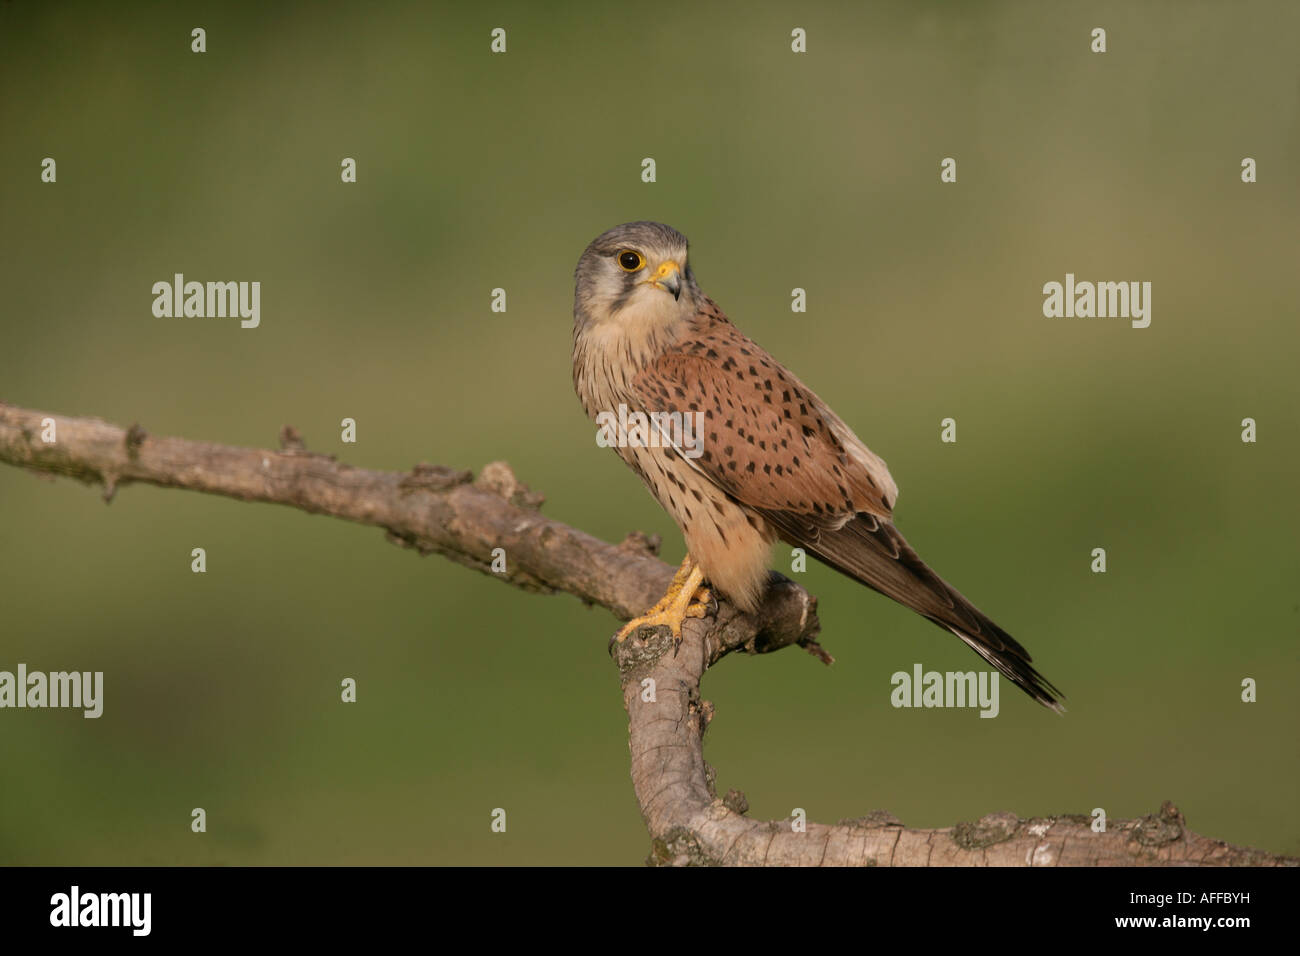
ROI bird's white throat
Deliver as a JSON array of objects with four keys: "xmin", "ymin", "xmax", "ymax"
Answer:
[{"xmin": 575, "ymin": 292, "xmax": 688, "ymax": 415}]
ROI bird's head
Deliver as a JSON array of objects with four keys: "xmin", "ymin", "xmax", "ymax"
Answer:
[{"xmin": 573, "ymin": 221, "xmax": 697, "ymax": 331}]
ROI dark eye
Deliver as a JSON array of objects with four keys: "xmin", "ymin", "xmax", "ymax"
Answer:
[{"xmin": 617, "ymin": 250, "xmax": 645, "ymax": 272}]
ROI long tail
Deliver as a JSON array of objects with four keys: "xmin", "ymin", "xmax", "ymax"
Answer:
[{"xmin": 799, "ymin": 513, "xmax": 1065, "ymax": 713}]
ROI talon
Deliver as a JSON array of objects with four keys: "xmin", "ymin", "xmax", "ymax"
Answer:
[{"xmin": 611, "ymin": 556, "xmax": 713, "ymax": 646}]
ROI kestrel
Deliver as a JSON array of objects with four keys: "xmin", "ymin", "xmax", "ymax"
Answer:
[{"xmin": 573, "ymin": 222, "xmax": 1063, "ymax": 712}]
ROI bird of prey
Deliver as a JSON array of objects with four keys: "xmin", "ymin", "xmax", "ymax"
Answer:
[{"xmin": 572, "ymin": 221, "xmax": 1063, "ymax": 712}]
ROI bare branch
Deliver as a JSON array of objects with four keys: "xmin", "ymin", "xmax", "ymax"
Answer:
[
  {"xmin": 0, "ymin": 402, "xmax": 819, "ymax": 649},
  {"xmin": 1, "ymin": 403, "xmax": 1292, "ymax": 866},
  {"xmin": 614, "ymin": 621, "xmax": 1293, "ymax": 866}
]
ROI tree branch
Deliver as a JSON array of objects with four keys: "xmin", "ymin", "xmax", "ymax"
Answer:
[
  {"xmin": 615, "ymin": 622, "xmax": 1290, "ymax": 866},
  {"xmin": 1, "ymin": 403, "xmax": 1292, "ymax": 866}
]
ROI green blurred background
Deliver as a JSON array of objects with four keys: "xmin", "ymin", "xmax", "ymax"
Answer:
[{"xmin": 2, "ymin": 1, "xmax": 1297, "ymax": 864}]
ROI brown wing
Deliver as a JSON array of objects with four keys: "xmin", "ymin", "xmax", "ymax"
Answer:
[
  {"xmin": 630, "ymin": 324, "xmax": 896, "ymax": 522},
  {"xmin": 631, "ymin": 309, "xmax": 1064, "ymax": 712}
]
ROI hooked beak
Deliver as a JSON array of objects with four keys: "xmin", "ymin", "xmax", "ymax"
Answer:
[{"xmin": 643, "ymin": 260, "xmax": 682, "ymax": 300}]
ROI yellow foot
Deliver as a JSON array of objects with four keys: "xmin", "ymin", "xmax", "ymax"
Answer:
[{"xmin": 614, "ymin": 556, "xmax": 712, "ymax": 645}]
